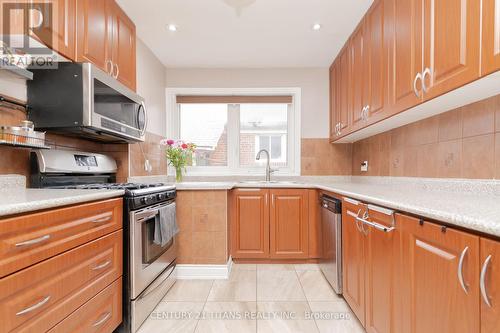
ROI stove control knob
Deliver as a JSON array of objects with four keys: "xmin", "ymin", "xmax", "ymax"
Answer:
[
  {"xmin": 157, "ymin": 193, "xmax": 165, "ymax": 200},
  {"xmin": 140, "ymin": 196, "xmax": 150, "ymax": 205}
]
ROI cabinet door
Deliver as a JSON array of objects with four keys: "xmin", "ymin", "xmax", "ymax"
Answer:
[
  {"xmin": 388, "ymin": 0, "xmax": 423, "ymax": 112},
  {"xmin": 31, "ymin": 0, "xmax": 76, "ymax": 60},
  {"xmin": 329, "ymin": 62, "xmax": 338, "ymax": 141},
  {"xmin": 350, "ymin": 22, "xmax": 367, "ymax": 130},
  {"xmin": 269, "ymin": 189, "xmax": 309, "ymax": 259},
  {"xmin": 400, "ymin": 215, "xmax": 480, "ymax": 333},
  {"xmin": 364, "ymin": 207, "xmax": 400, "ymax": 333},
  {"xmin": 76, "ymin": 0, "xmax": 113, "ymax": 72},
  {"xmin": 342, "ymin": 199, "xmax": 366, "ymax": 326},
  {"xmin": 480, "ymin": 238, "xmax": 500, "ymax": 333},
  {"xmin": 230, "ymin": 189, "xmax": 269, "ymax": 259},
  {"xmin": 422, "ymin": 0, "xmax": 480, "ymax": 99},
  {"xmin": 481, "ymin": 0, "xmax": 500, "ymax": 75},
  {"xmin": 109, "ymin": 0, "xmax": 136, "ymax": 91},
  {"xmin": 364, "ymin": 0, "xmax": 389, "ymax": 121},
  {"xmin": 338, "ymin": 45, "xmax": 350, "ymax": 136}
]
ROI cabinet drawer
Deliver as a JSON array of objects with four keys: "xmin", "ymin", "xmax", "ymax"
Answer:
[
  {"xmin": 0, "ymin": 198, "xmax": 122, "ymax": 278},
  {"xmin": 48, "ymin": 277, "xmax": 122, "ymax": 333},
  {"xmin": 0, "ymin": 230, "xmax": 122, "ymax": 333}
]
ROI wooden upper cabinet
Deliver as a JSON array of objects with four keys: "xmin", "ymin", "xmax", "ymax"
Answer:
[
  {"xmin": 109, "ymin": 0, "xmax": 136, "ymax": 91},
  {"xmin": 269, "ymin": 189, "xmax": 309, "ymax": 259},
  {"xmin": 480, "ymin": 238, "xmax": 500, "ymax": 333},
  {"xmin": 337, "ymin": 45, "xmax": 350, "ymax": 135},
  {"xmin": 76, "ymin": 0, "xmax": 113, "ymax": 72},
  {"xmin": 481, "ymin": 0, "xmax": 500, "ymax": 75},
  {"xmin": 400, "ymin": 214, "xmax": 480, "ymax": 333},
  {"xmin": 34, "ymin": 0, "xmax": 77, "ymax": 60},
  {"xmin": 342, "ymin": 199, "xmax": 366, "ymax": 326},
  {"xmin": 329, "ymin": 62, "xmax": 338, "ymax": 141},
  {"xmin": 230, "ymin": 189, "xmax": 270, "ymax": 259},
  {"xmin": 350, "ymin": 22, "xmax": 367, "ymax": 130},
  {"xmin": 422, "ymin": 0, "xmax": 480, "ymax": 99},
  {"xmin": 388, "ymin": 0, "xmax": 423, "ymax": 112},
  {"xmin": 364, "ymin": 0, "xmax": 389, "ymax": 121}
]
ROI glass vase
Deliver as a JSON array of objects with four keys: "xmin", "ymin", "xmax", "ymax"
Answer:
[{"xmin": 175, "ymin": 166, "xmax": 183, "ymax": 182}]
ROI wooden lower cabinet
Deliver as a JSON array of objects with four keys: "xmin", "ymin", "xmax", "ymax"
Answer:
[
  {"xmin": 230, "ymin": 188, "xmax": 310, "ymax": 260},
  {"xmin": 342, "ymin": 199, "xmax": 366, "ymax": 326},
  {"xmin": 399, "ymin": 214, "xmax": 480, "ymax": 333},
  {"xmin": 0, "ymin": 230, "xmax": 122, "ymax": 332},
  {"xmin": 48, "ymin": 277, "xmax": 122, "ymax": 333},
  {"xmin": 270, "ymin": 189, "xmax": 309, "ymax": 259},
  {"xmin": 230, "ymin": 189, "xmax": 270, "ymax": 259},
  {"xmin": 364, "ymin": 208, "xmax": 400, "ymax": 333},
  {"xmin": 480, "ymin": 238, "xmax": 500, "ymax": 333}
]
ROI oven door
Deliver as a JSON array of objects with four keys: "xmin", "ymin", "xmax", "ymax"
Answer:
[
  {"xmin": 87, "ymin": 63, "xmax": 147, "ymax": 141},
  {"xmin": 130, "ymin": 201, "xmax": 177, "ymax": 299}
]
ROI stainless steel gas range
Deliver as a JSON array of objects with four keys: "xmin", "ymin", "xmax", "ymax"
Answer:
[{"xmin": 30, "ymin": 149, "xmax": 177, "ymax": 333}]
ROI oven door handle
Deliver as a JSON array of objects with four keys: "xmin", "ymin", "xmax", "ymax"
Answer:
[{"xmin": 135, "ymin": 211, "xmax": 159, "ymax": 223}]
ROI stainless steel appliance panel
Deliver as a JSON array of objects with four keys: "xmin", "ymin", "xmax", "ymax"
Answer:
[{"xmin": 319, "ymin": 195, "xmax": 342, "ymax": 294}]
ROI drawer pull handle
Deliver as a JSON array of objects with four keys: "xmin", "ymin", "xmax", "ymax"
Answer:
[
  {"xmin": 458, "ymin": 246, "xmax": 469, "ymax": 294},
  {"xmin": 480, "ymin": 255, "xmax": 492, "ymax": 307},
  {"xmin": 16, "ymin": 296, "xmax": 51, "ymax": 316},
  {"xmin": 92, "ymin": 260, "xmax": 111, "ymax": 271},
  {"xmin": 91, "ymin": 216, "xmax": 112, "ymax": 224},
  {"xmin": 92, "ymin": 312, "xmax": 111, "ymax": 327},
  {"xmin": 15, "ymin": 235, "xmax": 50, "ymax": 247}
]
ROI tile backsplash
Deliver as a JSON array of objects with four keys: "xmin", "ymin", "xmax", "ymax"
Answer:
[{"xmin": 351, "ymin": 94, "xmax": 500, "ymax": 179}]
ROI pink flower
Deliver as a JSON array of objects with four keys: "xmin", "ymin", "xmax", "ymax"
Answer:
[
  {"xmin": 167, "ymin": 139, "xmax": 175, "ymax": 146},
  {"xmin": 181, "ymin": 143, "xmax": 188, "ymax": 149}
]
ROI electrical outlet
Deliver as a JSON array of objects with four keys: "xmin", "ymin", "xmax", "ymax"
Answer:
[{"xmin": 361, "ymin": 161, "xmax": 368, "ymax": 172}]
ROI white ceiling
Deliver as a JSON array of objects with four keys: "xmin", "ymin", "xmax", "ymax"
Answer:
[{"xmin": 116, "ymin": 0, "xmax": 373, "ymax": 68}]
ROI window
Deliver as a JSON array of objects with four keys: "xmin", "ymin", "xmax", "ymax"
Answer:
[{"xmin": 167, "ymin": 88, "xmax": 301, "ymax": 175}]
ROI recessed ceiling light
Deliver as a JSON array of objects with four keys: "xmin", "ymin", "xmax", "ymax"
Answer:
[
  {"xmin": 167, "ymin": 24, "xmax": 178, "ymax": 32},
  {"xmin": 312, "ymin": 23, "xmax": 322, "ymax": 31}
]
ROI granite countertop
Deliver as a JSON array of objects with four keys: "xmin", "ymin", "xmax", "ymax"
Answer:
[
  {"xmin": 0, "ymin": 188, "xmax": 125, "ymax": 217},
  {"xmin": 160, "ymin": 177, "xmax": 500, "ymax": 238}
]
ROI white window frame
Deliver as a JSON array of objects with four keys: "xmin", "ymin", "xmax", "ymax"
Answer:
[{"xmin": 166, "ymin": 87, "xmax": 301, "ymax": 176}]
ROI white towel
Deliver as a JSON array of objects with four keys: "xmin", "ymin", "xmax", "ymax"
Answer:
[{"xmin": 154, "ymin": 203, "xmax": 178, "ymax": 247}]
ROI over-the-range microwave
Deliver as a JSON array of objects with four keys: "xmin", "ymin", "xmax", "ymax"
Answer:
[{"xmin": 28, "ymin": 62, "xmax": 146, "ymax": 143}]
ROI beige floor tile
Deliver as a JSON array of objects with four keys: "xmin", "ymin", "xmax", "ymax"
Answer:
[
  {"xmin": 257, "ymin": 302, "xmax": 318, "ymax": 333},
  {"xmin": 164, "ymin": 280, "xmax": 214, "ymax": 301},
  {"xmin": 207, "ymin": 270, "xmax": 257, "ymax": 301},
  {"xmin": 308, "ymin": 301, "xmax": 365, "ymax": 333},
  {"xmin": 294, "ymin": 264, "xmax": 321, "ymax": 271},
  {"xmin": 196, "ymin": 302, "xmax": 257, "ymax": 333},
  {"xmin": 232, "ymin": 263, "xmax": 257, "ymax": 271},
  {"xmin": 257, "ymin": 264, "xmax": 295, "ymax": 271},
  {"xmin": 257, "ymin": 270, "xmax": 306, "ymax": 301},
  {"xmin": 138, "ymin": 301, "xmax": 204, "ymax": 333},
  {"xmin": 297, "ymin": 270, "xmax": 341, "ymax": 302}
]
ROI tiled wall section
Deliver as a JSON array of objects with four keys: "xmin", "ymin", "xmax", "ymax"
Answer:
[
  {"xmin": 301, "ymin": 139, "xmax": 352, "ymax": 175},
  {"xmin": 129, "ymin": 132, "xmax": 167, "ymax": 177},
  {"xmin": 351, "ymin": 94, "xmax": 500, "ymax": 179},
  {"xmin": 175, "ymin": 190, "xmax": 228, "ymax": 265}
]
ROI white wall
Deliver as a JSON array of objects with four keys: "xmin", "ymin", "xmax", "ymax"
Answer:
[
  {"xmin": 165, "ymin": 68, "xmax": 330, "ymax": 138},
  {"xmin": 136, "ymin": 39, "xmax": 167, "ymax": 136}
]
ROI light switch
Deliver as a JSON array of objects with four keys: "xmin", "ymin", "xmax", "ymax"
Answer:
[{"xmin": 361, "ymin": 161, "xmax": 368, "ymax": 172}]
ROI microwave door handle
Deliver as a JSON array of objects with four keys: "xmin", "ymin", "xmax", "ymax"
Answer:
[{"xmin": 139, "ymin": 102, "xmax": 147, "ymax": 136}]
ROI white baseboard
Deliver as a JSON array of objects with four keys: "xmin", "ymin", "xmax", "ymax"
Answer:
[{"xmin": 175, "ymin": 257, "xmax": 233, "ymax": 280}]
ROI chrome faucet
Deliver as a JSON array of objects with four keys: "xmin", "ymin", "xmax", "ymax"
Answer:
[{"xmin": 256, "ymin": 149, "xmax": 277, "ymax": 182}]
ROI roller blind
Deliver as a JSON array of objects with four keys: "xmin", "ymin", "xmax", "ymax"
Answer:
[{"xmin": 176, "ymin": 95, "xmax": 293, "ymax": 104}]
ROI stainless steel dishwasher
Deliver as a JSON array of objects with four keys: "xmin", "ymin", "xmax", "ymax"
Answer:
[{"xmin": 319, "ymin": 194, "xmax": 342, "ymax": 294}]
